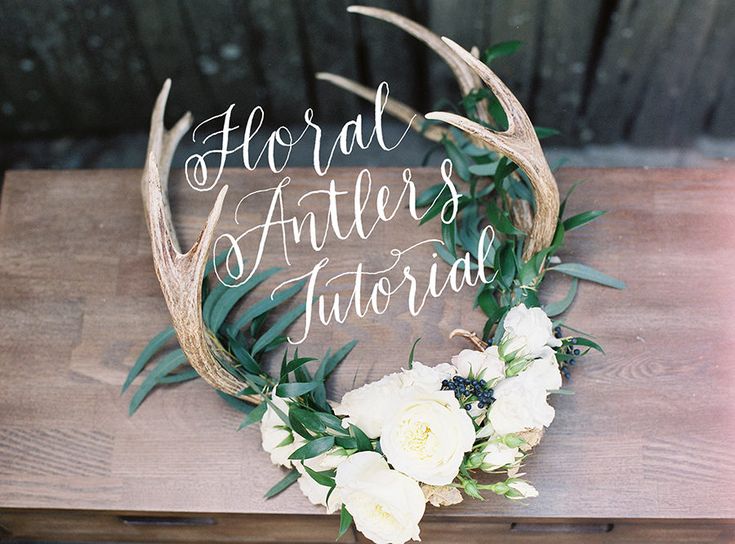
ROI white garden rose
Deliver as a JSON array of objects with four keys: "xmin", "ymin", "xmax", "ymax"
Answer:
[
  {"xmin": 506, "ymin": 479, "xmax": 539, "ymax": 499},
  {"xmin": 260, "ymin": 394, "xmax": 304, "ymax": 467},
  {"xmin": 295, "ymin": 450, "xmax": 346, "ymax": 514},
  {"xmin": 520, "ymin": 349, "xmax": 562, "ymax": 392},
  {"xmin": 380, "ymin": 390, "xmax": 475, "ymax": 485},
  {"xmin": 333, "ymin": 362, "xmax": 454, "ymax": 438},
  {"xmin": 481, "ymin": 441, "xmax": 523, "ymax": 472},
  {"xmin": 487, "ymin": 374, "xmax": 555, "ymax": 435},
  {"xmin": 451, "ymin": 346, "xmax": 504, "ymax": 381},
  {"xmin": 501, "ymin": 304, "xmax": 561, "ymax": 359},
  {"xmin": 335, "ymin": 452, "xmax": 425, "ymax": 544}
]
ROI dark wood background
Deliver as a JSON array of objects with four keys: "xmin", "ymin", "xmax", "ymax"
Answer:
[{"xmin": 1, "ymin": 0, "xmax": 735, "ymax": 146}]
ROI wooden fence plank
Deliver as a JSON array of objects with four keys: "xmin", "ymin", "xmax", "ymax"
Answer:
[
  {"xmin": 427, "ymin": 0, "xmax": 488, "ymax": 109},
  {"xmin": 582, "ymin": 0, "xmax": 681, "ymax": 144},
  {"xmin": 178, "ymin": 0, "xmax": 260, "ymax": 118},
  {"xmin": 244, "ymin": 0, "xmax": 309, "ymax": 123},
  {"xmin": 128, "ymin": 0, "xmax": 214, "ymax": 122},
  {"xmin": 629, "ymin": 0, "xmax": 718, "ymax": 145},
  {"xmin": 294, "ymin": 0, "xmax": 360, "ymax": 121},
  {"xmin": 672, "ymin": 1, "xmax": 735, "ymax": 144},
  {"xmin": 487, "ymin": 0, "xmax": 542, "ymax": 109},
  {"xmin": 356, "ymin": 0, "xmax": 427, "ymax": 111}
]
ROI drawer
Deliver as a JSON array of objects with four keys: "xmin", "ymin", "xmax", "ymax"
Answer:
[
  {"xmin": 0, "ymin": 509, "xmax": 354, "ymax": 543},
  {"xmin": 354, "ymin": 518, "xmax": 735, "ymax": 544}
]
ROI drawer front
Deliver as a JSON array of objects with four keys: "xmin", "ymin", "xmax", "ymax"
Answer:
[
  {"xmin": 0, "ymin": 509, "xmax": 354, "ymax": 543},
  {"xmin": 356, "ymin": 519, "xmax": 735, "ymax": 544}
]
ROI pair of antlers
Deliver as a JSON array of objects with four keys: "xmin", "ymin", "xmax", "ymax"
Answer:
[{"xmin": 139, "ymin": 6, "xmax": 559, "ymax": 400}]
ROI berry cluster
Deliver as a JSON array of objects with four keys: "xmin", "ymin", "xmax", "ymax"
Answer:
[
  {"xmin": 554, "ymin": 326, "xmax": 582, "ymax": 379},
  {"xmin": 441, "ymin": 375, "xmax": 496, "ymax": 411}
]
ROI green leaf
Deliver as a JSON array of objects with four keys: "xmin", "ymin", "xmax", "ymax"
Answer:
[
  {"xmin": 562, "ymin": 210, "xmax": 606, "ymax": 232},
  {"xmin": 315, "ymin": 340, "xmax": 358, "ymax": 382},
  {"xmin": 534, "ymin": 126, "xmax": 560, "ymax": 139},
  {"xmin": 573, "ymin": 337, "xmax": 605, "ymax": 354},
  {"xmin": 486, "ymin": 201, "xmax": 524, "ymax": 236},
  {"xmin": 158, "ymin": 368, "xmax": 199, "ymax": 384},
  {"xmin": 289, "ymin": 436, "xmax": 335, "ymax": 461},
  {"xmin": 434, "ymin": 241, "xmax": 476, "ymax": 270},
  {"xmin": 217, "ymin": 391, "xmax": 257, "ymax": 414},
  {"xmin": 284, "ymin": 356, "xmax": 318, "ymax": 376},
  {"xmin": 443, "ymin": 138, "xmax": 471, "ymax": 181},
  {"xmin": 122, "ymin": 327, "xmax": 176, "ymax": 393},
  {"xmin": 558, "ymin": 179, "xmax": 586, "ymax": 218},
  {"xmin": 204, "ymin": 248, "xmax": 231, "ymax": 278},
  {"xmin": 337, "ymin": 506, "xmax": 353, "ymax": 541},
  {"xmin": 548, "ymin": 263, "xmax": 625, "ymax": 289},
  {"xmin": 128, "ymin": 349, "xmax": 187, "ymax": 415},
  {"xmin": 482, "ymin": 40, "xmax": 523, "ymax": 64},
  {"xmin": 208, "ymin": 267, "xmax": 281, "ymax": 331},
  {"xmin": 419, "ymin": 190, "xmax": 451, "ymax": 225},
  {"xmin": 407, "ymin": 337, "xmax": 421, "ymax": 370},
  {"xmin": 303, "ymin": 465, "xmax": 336, "ymax": 488},
  {"xmin": 290, "ymin": 406, "xmax": 326, "ymax": 434},
  {"xmin": 415, "ymin": 182, "xmax": 446, "ymax": 208},
  {"xmin": 543, "ymin": 278, "xmax": 578, "ymax": 317},
  {"xmin": 238, "ymin": 401, "xmax": 268, "ymax": 430},
  {"xmin": 350, "ymin": 424, "xmax": 372, "ymax": 452},
  {"xmin": 251, "ymin": 300, "xmax": 309, "ymax": 355},
  {"xmin": 275, "ymin": 380, "xmax": 321, "ymax": 398},
  {"xmin": 488, "ymin": 96, "xmax": 508, "ymax": 131},
  {"xmin": 230, "ymin": 281, "xmax": 305, "ymax": 335},
  {"xmin": 468, "ymin": 162, "xmax": 498, "ymax": 176},
  {"xmin": 264, "ymin": 469, "xmax": 300, "ymax": 499}
]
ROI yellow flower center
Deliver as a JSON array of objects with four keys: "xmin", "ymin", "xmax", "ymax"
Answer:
[{"xmin": 399, "ymin": 419, "xmax": 436, "ymax": 459}]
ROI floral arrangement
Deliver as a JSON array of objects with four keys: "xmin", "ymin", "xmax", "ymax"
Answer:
[
  {"xmin": 124, "ymin": 7, "xmax": 623, "ymax": 544},
  {"xmin": 260, "ymin": 304, "xmax": 567, "ymax": 543}
]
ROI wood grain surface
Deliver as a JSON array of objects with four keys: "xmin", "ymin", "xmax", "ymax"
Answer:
[{"xmin": 0, "ymin": 166, "xmax": 734, "ymax": 525}]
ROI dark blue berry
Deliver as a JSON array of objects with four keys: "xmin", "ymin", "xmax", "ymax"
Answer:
[
  {"xmin": 464, "ymin": 403, "xmax": 472, "ymax": 411},
  {"xmin": 478, "ymin": 379, "xmax": 486, "ymax": 388},
  {"xmin": 477, "ymin": 401, "xmax": 486, "ymax": 409},
  {"xmin": 455, "ymin": 390, "xmax": 462, "ymax": 399},
  {"xmin": 573, "ymin": 349, "xmax": 580, "ymax": 355},
  {"xmin": 569, "ymin": 359, "xmax": 576, "ymax": 365}
]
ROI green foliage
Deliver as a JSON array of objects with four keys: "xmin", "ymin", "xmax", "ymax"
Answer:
[
  {"xmin": 419, "ymin": 54, "xmax": 624, "ymax": 369},
  {"xmin": 123, "ymin": 251, "xmax": 356, "ymax": 418}
]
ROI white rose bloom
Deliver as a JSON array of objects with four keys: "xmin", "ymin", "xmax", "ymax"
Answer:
[
  {"xmin": 380, "ymin": 390, "xmax": 475, "ymax": 485},
  {"xmin": 481, "ymin": 441, "xmax": 522, "ymax": 472},
  {"xmin": 333, "ymin": 363, "xmax": 454, "ymax": 439},
  {"xmin": 507, "ymin": 479, "xmax": 539, "ymax": 499},
  {"xmin": 501, "ymin": 304, "xmax": 561, "ymax": 359},
  {"xmin": 520, "ymin": 349, "xmax": 562, "ymax": 392},
  {"xmin": 487, "ymin": 374, "xmax": 555, "ymax": 435},
  {"xmin": 335, "ymin": 452, "xmax": 425, "ymax": 544},
  {"xmin": 451, "ymin": 346, "xmax": 504, "ymax": 381},
  {"xmin": 295, "ymin": 450, "xmax": 345, "ymax": 514},
  {"xmin": 260, "ymin": 394, "xmax": 304, "ymax": 467}
]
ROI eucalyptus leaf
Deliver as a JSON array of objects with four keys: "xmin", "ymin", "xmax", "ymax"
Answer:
[
  {"xmin": 122, "ymin": 326, "xmax": 175, "ymax": 393},
  {"xmin": 443, "ymin": 138, "xmax": 471, "ymax": 181},
  {"xmin": 251, "ymin": 300, "xmax": 309, "ymax": 355},
  {"xmin": 264, "ymin": 469, "xmax": 300, "ymax": 499},
  {"xmin": 482, "ymin": 40, "xmax": 523, "ymax": 64},
  {"xmin": 208, "ymin": 267, "xmax": 281, "ymax": 331},
  {"xmin": 548, "ymin": 263, "xmax": 625, "ymax": 289},
  {"xmin": 128, "ymin": 349, "xmax": 187, "ymax": 415},
  {"xmin": 562, "ymin": 210, "xmax": 606, "ymax": 232},
  {"xmin": 230, "ymin": 280, "xmax": 305, "ymax": 335},
  {"xmin": 338, "ymin": 506, "xmax": 353, "ymax": 541},
  {"xmin": 275, "ymin": 380, "xmax": 321, "ymax": 398},
  {"xmin": 289, "ymin": 436, "xmax": 335, "ymax": 461},
  {"xmin": 543, "ymin": 279, "xmax": 578, "ymax": 317},
  {"xmin": 238, "ymin": 401, "xmax": 267, "ymax": 430}
]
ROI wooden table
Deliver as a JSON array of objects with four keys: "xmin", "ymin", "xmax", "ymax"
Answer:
[{"xmin": 1, "ymin": 167, "xmax": 734, "ymax": 543}]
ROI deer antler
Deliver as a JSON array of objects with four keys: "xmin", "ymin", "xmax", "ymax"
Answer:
[
  {"xmin": 142, "ymin": 80, "xmax": 259, "ymax": 404},
  {"xmin": 426, "ymin": 38, "xmax": 559, "ymax": 259}
]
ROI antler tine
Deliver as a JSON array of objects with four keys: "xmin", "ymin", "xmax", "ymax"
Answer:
[
  {"xmin": 426, "ymin": 38, "xmax": 560, "ymax": 260},
  {"xmin": 315, "ymin": 72, "xmax": 448, "ymax": 142},
  {"xmin": 142, "ymin": 82, "xmax": 259, "ymax": 405}
]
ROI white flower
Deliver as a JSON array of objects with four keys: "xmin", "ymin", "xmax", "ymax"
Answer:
[
  {"xmin": 333, "ymin": 363, "xmax": 454, "ymax": 439},
  {"xmin": 451, "ymin": 346, "xmax": 504, "ymax": 382},
  {"xmin": 260, "ymin": 394, "xmax": 304, "ymax": 467},
  {"xmin": 481, "ymin": 441, "xmax": 523, "ymax": 472},
  {"xmin": 520, "ymin": 349, "xmax": 562, "ymax": 392},
  {"xmin": 380, "ymin": 390, "xmax": 475, "ymax": 485},
  {"xmin": 335, "ymin": 452, "xmax": 425, "ymax": 544},
  {"xmin": 295, "ymin": 450, "xmax": 346, "ymax": 514},
  {"xmin": 501, "ymin": 304, "xmax": 561, "ymax": 360},
  {"xmin": 507, "ymin": 479, "xmax": 539, "ymax": 499},
  {"xmin": 487, "ymin": 374, "xmax": 555, "ymax": 435}
]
